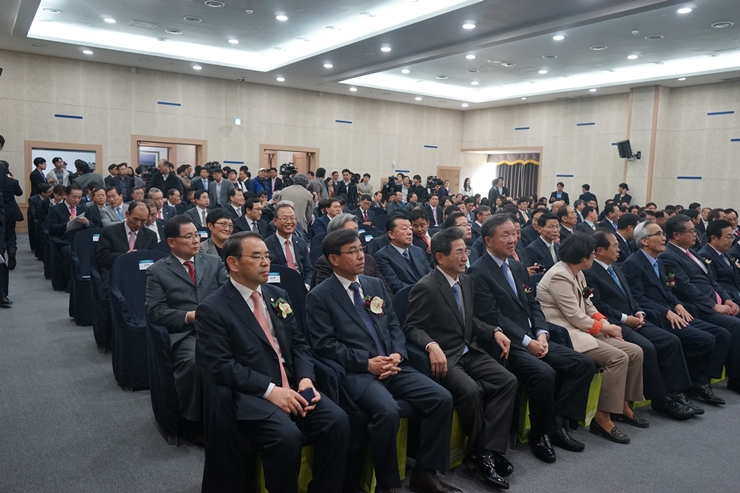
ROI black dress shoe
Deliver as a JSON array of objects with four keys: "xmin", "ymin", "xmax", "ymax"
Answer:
[
  {"xmin": 462, "ymin": 452, "xmax": 510, "ymax": 489},
  {"xmin": 589, "ymin": 420, "xmax": 630, "ymax": 444},
  {"xmin": 651, "ymin": 397, "xmax": 694, "ymax": 421},
  {"xmin": 727, "ymin": 378, "xmax": 740, "ymax": 395},
  {"xmin": 611, "ymin": 412, "xmax": 649, "ymax": 428},
  {"xmin": 528, "ymin": 432, "xmax": 556, "ymax": 463},
  {"xmin": 409, "ymin": 472, "xmax": 461, "ymax": 493},
  {"xmin": 7, "ymin": 252, "xmax": 16, "ymax": 270},
  {"xmin": 0, "ymin": 295, "xmax": 12, "ymax": 308},
  {"xmin": 686, "ymin": 384, "xmax": 725, "ymax": 405},
  {"xmin": 551, "ymin": 426, "xmax": 585, "ymax": 452},
  {"xmin": 489, "ymin": 451, "xmax": 514, "ymax": 477},
  {"xmin": 672, "ymin": 393, "xmax": 705, "ymax": 415}
]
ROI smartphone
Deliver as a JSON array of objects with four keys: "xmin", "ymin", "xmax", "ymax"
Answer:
[
  {"xmin": 535, "ymin": 265, "xmax": 547, "ymax": 273},
  {"xmin": 298, "ymin": 387, "xmax": 316, "ymax": 405}
]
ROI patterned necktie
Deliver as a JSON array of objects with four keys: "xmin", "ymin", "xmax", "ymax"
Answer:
[
  {"xmin": 501, "ymin": 262, "xmax": 519, "ymax": 297},
  {"xmin": 284, "ymin": 239, "xmax": 298, "ymax": 271},
  {"xmin": 451, "ymin": 282, "xmax": 465, "ymax": 322},
  {"xmin": 201, "ymin": 209, "xmax": 207, "ymax": 226},
  {"xmin": 402, "ymin": 249, "xmax": 420, "ymax": 278},
  {"xmin": 349, "ymin": 282, "xmax": 386, "ymax": 356},
  {"xmin": 250, "ymin": 291, "xmax": 290, "ymax": 388},
  {"xmin": 252, "ymin": 221, "xmax": 258, "ymax": 232},
  {"xmin": 128, "ymin": 231, "xmax": 136, "ymax": 250},
  {"xmin": 607, "ymin": 265, "xmax": 626, "ymax": 295},
  {"xmin": 549, "ymin": 242, "xmax": 558, "ymax": 263},
  {"xmin": 183, "ymin": 260, "xmax": 196, "ymax": 284}
]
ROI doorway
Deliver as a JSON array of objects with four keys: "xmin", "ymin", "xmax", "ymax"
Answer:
[
  {"xmin": 436, "ymin": 166, "xmax": 462, "ymax": 195},
  {"xmin": 461, "ymin": 146, "xmax": 544, "ymax": 199},
  {"xmin": 130, "ymin": 135, "xmax": 207, "ymax": 176},
  {"xmin": 259, "ymin": 144, "xmax": 320, "ymax": 175}
]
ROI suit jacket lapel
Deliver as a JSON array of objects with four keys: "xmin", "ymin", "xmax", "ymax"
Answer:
[
  {"xmin": 487, "ymin": 256, "xmax": 523, "ymax": 307},
  {"xmin": 391, "ymin": 247, "xmax": 415, "ymax": 278},
  {"xmin": 263, "ymin": 285, "xmax": 293, "ymax": 372},
  {"xmin": 434, "ymin": 270, "xmax": 464, "ymax": 327},
  {"xmin": 613, "ymin": 265, "xmax": 635, "ymax": 306},
  {"xmin": 460, "ymin": 276, "xmax": 474, "ymax": 343},
  {"xmin": 194, "ymin": 254, "xmax": 205, "ymax": 286},
  {"xmin": 329, "ymin": 276, "xmax": 370, "ymax": 335},
  {"xmin": 224, "ymin": 282, "xmax": 274, "ymax": 349},
  {"xmin": 166, "ymin": 255, "xmax": 195, "ymax": 286}
]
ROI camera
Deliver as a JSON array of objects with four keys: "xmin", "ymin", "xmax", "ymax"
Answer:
[
  {"xmin": 350, "ymin": 173, "xmax": 361, "ymax": 184},
  {"xmin": 382, "ymin": 175, "xmax": 397, "ymax": 198},
  {"xmin": 426, "ymin": 175, "xmax": 443, "ymax": 189},
  {"xmin": 279, "ymin": 162, "xmax": 296, "ymax": 178}
]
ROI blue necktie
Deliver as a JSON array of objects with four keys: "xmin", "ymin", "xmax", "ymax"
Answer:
[
  {"xmin": 451, "ymin": 282, "xmax": 464, "ymax": 323},
  {"xmin": 349, "ymin": 282, "xmax": 386, "ymax": 356},
  {"xmin": 402, "ymin": 249, "xmax": 420, "ymax": 279},
  {"xmin": 501, "ymin": 262, "xmax": 519, "ymax": 297},
  {"xmin": 652, "ymin": 260, "xmax": 660, "ymax": 279},
  {"xmin": 116, "ymin": 207, "xmax": 123, "ymax": 220},
  {"xmin": 607, "ymin": 265, "xmax": 626, "ymax": 295}
]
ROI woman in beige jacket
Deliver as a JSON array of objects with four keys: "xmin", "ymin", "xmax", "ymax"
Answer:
[{"xmin": 537, "ymin": 233, "xmax": 645, "ymax": 444}]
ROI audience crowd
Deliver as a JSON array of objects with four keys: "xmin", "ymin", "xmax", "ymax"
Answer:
[{"xmin": 7, "ymin": 146, "xmax": 740, "ymax": 493}]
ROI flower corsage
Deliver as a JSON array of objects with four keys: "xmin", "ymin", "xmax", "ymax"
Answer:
[
  {"xmin": 362, "ymin": 295, "xmax": 385, "ymax": 316},
  {"xmin": 665, "ymin": 274, "xmax": 676, "ymax": 289},
  {"xmin": 581, "ymin": 286, "xmax": 594, "ymax": 300},
  {"xmin": 271, "ymin": 298, "xmax": 293, "ymax": 318}
]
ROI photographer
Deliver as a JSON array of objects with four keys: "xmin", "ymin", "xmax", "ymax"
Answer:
[{"xmin": 344, "ymin": 173, "xmax": 360, "ymax": 208}]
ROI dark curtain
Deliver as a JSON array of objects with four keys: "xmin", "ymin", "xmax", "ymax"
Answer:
[{"xmin": 488, "ymin": 153, "xmax": 540, "ymax": 199}]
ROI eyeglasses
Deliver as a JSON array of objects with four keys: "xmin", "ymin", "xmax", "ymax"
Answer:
[
  {"xmin": 338, "ymin": 248, "xmax": 364, "ymax": 256},
  {"xmin": 239, "ymin": 254, "xmax": 271, "ymax": 262},
  {"xmin": 447, "ymin": 249, "xmax": 469, "ymax": 258},
  {"xmin": 647, "ymin": 231, "xmax": 666, "ymax": 238},
  {"xmin": 214, "ymin": 221, "xmax": 234, "ymax": 229},
  {"xmin": 276, "ymin": 216, "xmax": 296, "ymax": 223},
  {"xmin": 454, "ymin": 222, "xmax": 472, "ymax": 229}
]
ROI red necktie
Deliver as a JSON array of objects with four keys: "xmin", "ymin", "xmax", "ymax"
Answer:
[
  {"xmin": 284, "ymin": 239, "xmax": 297, "ymax": 271},
  {"xmin": 158, "ymin": 210, "xmax": 163, "ymax": 219},
  {"xmin": 250, "ymin": 291, "xmax": 290, "ymax": 388},
  {"xmin": 363, "ymin": 210, "xmax": 368, "ymax": 222},
  {"xmin": 424, "ymin": 235, "xmax": 431, "ymax": 248},
  {"xmin": 69, "ymin": 206, "xmax": 76, "ymax": 217},
  {"xmin": 183, "ymin": 260, "xmax": 196, "ymax": 284}
]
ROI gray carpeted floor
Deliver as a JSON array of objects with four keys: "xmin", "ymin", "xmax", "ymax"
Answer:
[{"xmin": 2, "ymin": 234, "xmax": 740, "ymax": 493}]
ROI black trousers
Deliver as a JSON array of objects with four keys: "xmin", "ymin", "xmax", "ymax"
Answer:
[
  {"xmin": 698, "ymin": 311, "xmax": 740, "ymax": 380},
  {"xmin": 439, "ymin": 348, "xmax": 517, "ymax": 454},
  {"xmin": 491, "ymin": 341, "xmax": 594, "ymax": 437},
  {"xmin": 621, "ymin": 322, "xmax": 692, "ymax": 399},
  {"xmin": 240, "ymin": 398, "xmax": 349, "ymax": 493},
  {"xmin": 355, "ymin": 366, "xmax": 452, "ymax": 489},
  {"xmin": 655, "ymin": 317, "xmax": 728, "ymax": 386},
  {"xmin": 4, "ymin": 220, "xmax": 17, "ymax": 254}
]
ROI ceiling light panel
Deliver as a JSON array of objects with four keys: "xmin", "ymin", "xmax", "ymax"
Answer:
[{"xmin": 28, "ymin": 0, "xmax": 482, "ymax": 72}]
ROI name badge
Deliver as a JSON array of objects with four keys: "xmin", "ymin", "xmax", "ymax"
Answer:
[
  {"xmin": 92, "ymin": 234, "xmax": 100, "ymax": 242},
  {"xmin": 365, "ymin": 234, "xmax": 373, "ymax": 242},
  {"xmin": 268, "ymin": 272, "xmax": 281, "ymax": 283},
  {"xmin": 358, "ymin": 229, "xmax": 366, "ymax": 234},
  {"xmin": 199, "ymin": 230, "xmax": 209, "ymax": 239},
  {"xmin": 138, "ymin": 260, "xmax": 154, "ymax": 270}
]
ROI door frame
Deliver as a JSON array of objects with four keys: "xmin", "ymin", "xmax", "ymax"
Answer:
[
  {"xmin": 259, "ymin": 144, "xmax": 320, "ymax": 174},
  {"xmin": 131, "ymin": 135, "xmax": 207, "ymax": 170},
  {"xmin": 460, "ymin": 146, "xmax": 544, "ymax": 198}
]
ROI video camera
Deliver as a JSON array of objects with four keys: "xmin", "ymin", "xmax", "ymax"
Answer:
[
  {"xmin": 427, "ymin": 175, "xmax": 443, "ymax": 189},
  {"xmin": 279, "ymin": 162, "xmax": 296, "ymax": 178},
  {"xmin": 382, "ymin": 175, "xmax": 397, "ymax": 197}
]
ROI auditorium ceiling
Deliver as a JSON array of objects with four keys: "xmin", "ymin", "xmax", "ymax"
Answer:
[{"xmin": 1, "ymin": 0, "xmax": 738, "ymax": 109}]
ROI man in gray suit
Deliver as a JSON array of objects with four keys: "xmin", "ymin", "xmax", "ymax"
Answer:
[
  {"xmin": 146, "ymin": 215, "xmax": 229, "ymax": 443},
  {"xmin": 277, "ymin": 173, "xmax": 314, "ymax": 230},
  {"xmin": 101, "ymin": 186, "xmax": 128, "ymax": 227},
  {"xmin": 184, "ymin": 189, "xmax": 211, "ymax": 230},
  {"xmin": 208, "ymin": 168, "xmax": 235, "ymax": 208}
]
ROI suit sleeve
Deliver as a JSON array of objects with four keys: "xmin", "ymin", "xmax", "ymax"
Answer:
[
  {"xmin": 374, "ymin": 250, "xmax": 406, "ymax": 294},
  {"xmin": 365, "ymin": 255, "xmax": 394, "ymax": 296},
  {"xmin": 402, "ymin": 281, "xmax": 436, "ymax": 349},
  {"xmin": 48, "ymin": 208, "xmax": 67, "ymax": 237},
  {"xmin": 195, "ymin": 300, "xmax": 273, "ymax": 396},
  {"xmin": 306, "ymin": 290, "xmax": 371, "ymax": 373},
  {"xmin": 583, "ymin": 270, "xmax": 624, "ymax": 322},
  {"xmin": 101, "ymin": 210, "xmax": 114, "ymax": 227},
  {"xmin": 660, "ymin": 254, "xmax": 716, "ymax": 311},
  {"xmin": 95, "ymin": 229, "xmax": 122, "ymax": 271},
  {"xmin": 146, "ymin": 267, "xmax": 188, "ymax": 333},
  {"xmin": 300, "ymin": 242, "xmax": 313, "ymax": 285},
  {"xmin": 544, "ymin": 272, "xmax": 603, "ymax": 334},
  {"xmin": 622, "ymin": 262, "xmax": 670, "ymax": 318}
]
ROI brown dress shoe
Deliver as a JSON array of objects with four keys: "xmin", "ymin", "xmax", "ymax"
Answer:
[{"xmin": 409, "ymin": 472, "xmax": 462, "ymax": 493}]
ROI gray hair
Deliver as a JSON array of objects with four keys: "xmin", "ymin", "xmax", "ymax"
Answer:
[
  {"xmin": 274, "ymin": 200, "xmax": 295, "ymax": 218},
  {"xmin": 149, "ymin": 187, "xmax": 162, "ymax": 196},
  {"xmin": 633, "ymin": 220, "xmax": 656, "ymax": 249},
  {"xmin": 292, "ymin": 173, "xmax": 309, "ymax": 188},
  {"xmin": 327, "ymin": 213, "xmax": 358, "ymax": 233}
]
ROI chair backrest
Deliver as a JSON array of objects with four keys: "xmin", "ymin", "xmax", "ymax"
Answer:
[
  {"xmin": 110, "ymin": 251, "xmax": 167, "ymax": 320},
  {"xmin": 309, "ymin": 245, "xmax": 323, "ymax": 267},
  {"xmin": 71, "ymin": 228, "xmax": 102, "ymax": 279},
  {"xmin": 267, "ymin": 264, "xmax": 308, "ymax": 328},
  {"xmin": 310, "ymin": 232, "xmax": 326, "ymax": 252},
  {"xmin": 155, "ymin": 240, "xmax": 171, "ymax": 254},
  {"xmin": 391, "ymin": 285, "xmax": 414, "ymax": 327},
  {"xmin": 365, "ymin": 234, "xmax": 390, "ymax": 257},
  {"xmin": 374, "ymin": 214, "xmax": 388, "ymax": 232}
]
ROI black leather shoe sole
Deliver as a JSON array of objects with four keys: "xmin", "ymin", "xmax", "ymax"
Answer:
[{"xmin": 590, "ymin": 421, "xmax": 630, "ymax": 444}]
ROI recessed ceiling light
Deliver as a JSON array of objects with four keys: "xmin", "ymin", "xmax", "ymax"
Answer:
[
  {"xmin": 590, "ymin": 45, "xmax": 607, "ymax": 51},
  {"xmin": 542, "ymin": 55, "xmax": 558, "ymax": 59},
  {"xmin": 184, "ymin": 17, "xmax": 201, "ymax": 23},
  {"xmin": 139, "ymin": 58, "xmax": 150, "ymax": 62},
  {"xmin": 706, "ymin": 53, "xmax": 720, "ymax": 57},
  {"xmin": 678, "ymin": 77, "xmax": 686, "ymax": 80},
  {"xmin": 538, "ymin": 69, "xmax": 548, "ymax": 74},
  {"xmin": 466, "ymin": 54, "xmax": 476, "ymax": 60},
  {"xmin": 463, "ymin": 23, "xmax": 476, "ymax": 30},
  {"xmin": 381, "ymin": 46, "xmax": 392, "ymax": 52},
  {"xmin": 650, "ymin": 62, "xmax": 664, "ymax": 65},
  {"xmin": 712, "ymin": 22, "xmax": 734, "ymax": 28},
  {"xmin": 436, "ymin": 76, "xmax": 448, "ymax": 80},
  {"xmin": 415, "ymin": 96, "xmax": 422, "ymax": 100},
  {"xmin": 461, "ymin": 103, "xmax": 469, "ymax": 107},
  {"xmin": 360, "ymin": 12, "xmax": 376, "ymax": 18},
  {"xmin": 589, "ymin": 88, "xmax": 597, "ymax": 92},
  {"xmin": 627, "ymin": 54, "xmax": 639, "ymax": 59},
  {"xmin": 104, "ymin": 18, "xmax": 116, "ymax": 24},
  {"xmin": 471, "ymin": 81, "xmax": 479, "ymax": 85},
  {"xmin": 501, "ymin": 62, "xmax": 516, "ymax": 67},
  {"xmin": 326, "ymin": 26, "xmax": 341, "ymax": 31},
  {"xmin": 521, "ymin": 97, "xmax": 527, "ymax": 100},
  {"xmin": 82, "ymin": 49, "xmax": 94, "ymax": 55},
  {"xmin": 274, "ymin": 47, "xmax": 287, "ymax": 51},
  {"xmin": 553, "ymin": 35, "xmax": 565, "ymax": 41},
  {"xmin": 31, "ymin": 43, "xmax": 45, "ymax": 47},
  {"xmin": 401, "ymin": 69, "xmax": 410, "ymax": 74},
  {"xmin": 276, "ymin": 76, "xmax": 285, "ymax": 82},
  {"xmin": 324, "ymin": 63, "xmax": 333, "ymax": 68},
  {"xmin": 349, "ymin": 87, "xmax": 358, "ymax": 92},
  {"xmin": 644, "ymin": 34, "xmax": 664, "ymax": 40},
  {"xmin": 165, "ymin": 29, "xmax": 183, "ymax": 35},
  {"xmin": 467, "ymin": 69, "xmax": 479, "ymax": 73},
  {"xmin": 245, "ymin": 10, "xmax": 253, "ymax": 14},
  {"xmin": 297, "ymin": 37, "xmax": 310, "ymax": 42},
  {"xmin": 383, "ymin": 92, "xmax": 391, "ymax": 96},
  {"xmin": 366, "ymin": 52, "xmax": 375, "ymax": 56},
  {"xmin": 677, "ymin": 7, "xmax": 692, "ymax": 14},
  {"xmin": 205, "ymin": 1, "xmax": 225, "ymax": 7},
  {"xmin": 228, "ymin": 39, "xmax": 239, "ymax": 44},
  {"xmin": 276, "ymin": 15, "xmax": 288, "ymax": 21},
  {"xmin": 43, "ymin": 8, "xmax": 61, "ymax": 13},
  {"xmin": 192, "ymin": 65, "xmax": 202, "ymax": 70}
]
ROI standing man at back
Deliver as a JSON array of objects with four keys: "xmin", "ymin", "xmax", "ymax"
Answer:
[
  {"xmin": 146, "ymin": 215, "xmax": 229, "ymax": 443},
  {"xmin": 279, "ymin": 173, "xmax": 314, "ymax": 231}
]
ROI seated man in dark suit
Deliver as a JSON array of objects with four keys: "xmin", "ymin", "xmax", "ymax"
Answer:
[
  {"xmin": 585, "ymin": 230, "xmax": 698, "ymax": 419},
  {"xmin": 615, "ymin": 213, "xmax": 640, "ymax": 263},
  {"xmin": 375, "ymin": 215, "xmax": 432, "ymax": 293},
  {"xmin": 166, "ymin": 188, "xmax": 185, "ymax": 216},
  {"xmin": 525, "ymin": 212, "xmax": 560, "ymax": 271},
  {"xmin": 405, "ymin": 227, "xmax": 517, "ymax": 489},
  {"xmin": 659, "ymin": 214, "xmax": 740, "ymax": 400},
  {"xmin": 575, "ymin": 206, "xmax": 598, "ymax": 234},
  {"xmin": 146, "ymin": 216, "xmax": 229, "ymax": 443},
  {"xmin": 409, "ymin": 208, "xmax": 434, "ymax": 267},
  {"xmin": 424, "ymin": 195, "xmax": 444, "ymax": 228},
  {"xmin": 184, "ymin": 189, "xmax": 211, "ymax": 230},
  {"xmin": 548, "ymin": 182, "xmax": 569, "ymax": 205},
  {"xmin": 48, "ymin": 184, "xmax": 91, "ymax": 285},
  {"xmin": 235, "ymin": 198, "xmax": 268, "ymax": 236},
  {"xmin": 85, "ymin": 187, "xmax": 108, "ymax": 229},
  {"xmin": 27, "ymin": 183, "xmax": 53, "ymax": 252},
  {"xmin": 196, "ymin": 232, "xmax": 349, "ymax": 493},
  {"xmin": 700, "ymin": 220, "xmax": 740, "ymax": 304},
  {"xmin": 95, "ymin": 201, "xmax": 158, "ymax": 281},
  {"xmin": 469, "ymin": 214, "xmax": 595, "ymax": 461},
  {"xmin": 265, "ymin": 202, "xmax": 313, "ymax": 286},
  {"xmin": 150, "ymin": 188, "xmax": 175, "ymax": 222},
  {"xmin": 472, "ymin": 206, "xmax": 492, "ymax": 240},
  {"xmin": 312, "ymin": 198, "xmax": 343, "ymax": 238},
  {"xmin": 556, "ymin": 205, "xmax": 577, "ymax": 242},
  {"xmin": 353, "ymin": 194, "xmax": 376, "ymax": 228},
  {"xmin": 142, "ymin": 199, "xmax": 166, "ymax": 242},
  {"xmin": 224, "ymin": 187, "xmax": 246, "ymax": 221},
  {"xmin": 598, "ymin": 203, "xmax": 619, "ymax": 232},
  {"xmin": 307, "ymin": 229, "xmax": 458, "ymax": 493},
  {"xmin": 520, "ymin": 208, "xmax": 547, "ymax": 247}
]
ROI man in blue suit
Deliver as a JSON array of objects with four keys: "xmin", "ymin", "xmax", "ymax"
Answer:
[
  {"xmin": 525, "ymin": 212, "xmax": 560, "ymax": 271},
  {"xmin": 374, "ymin": 215, "xmax": 432, "ymax": 293},
  {"xmin": 306, "ymin": 229, "xmax": 458, "ymax": 493},
  {"xmin": 312, "ymin": 198, "xmax": 342, "ymax": 238},
  {"xmin": 265, "ymin": 202, "xmax": 313, "ymax": 285}
]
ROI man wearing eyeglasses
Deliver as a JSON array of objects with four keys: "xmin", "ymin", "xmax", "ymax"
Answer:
[
  {"xmin": 265, "ymin": 202, "xmax": 313, "ymax": 286},
  {"xmin": 623, "ymin": 219, "xmax": 733, "ymax": 407},
  {"xmin": 146, "ymin": 215, "xmax": 229, "ymax": 445}
]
